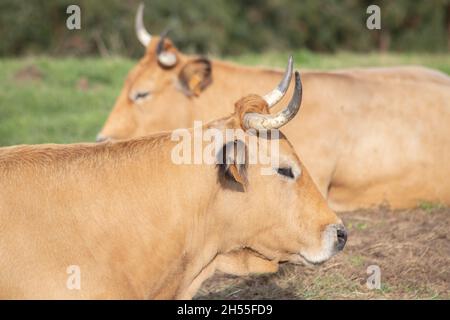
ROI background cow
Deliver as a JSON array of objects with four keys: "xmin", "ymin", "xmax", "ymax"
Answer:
[{"xmin": 98, "ymin": 4, "xmax": 450, "ymax": 212}]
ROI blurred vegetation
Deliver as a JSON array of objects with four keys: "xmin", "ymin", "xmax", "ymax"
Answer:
[
  {"xmin": 0, "ymin": 0, "xmax": 449, "ymax": 57},
  {"xmin": 1, "ymin": 52, "xmax": 449, "ymax": 146}
]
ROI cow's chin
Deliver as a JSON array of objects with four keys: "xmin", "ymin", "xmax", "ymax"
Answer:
[
  {"xmin": 290, "ymin": 230, "xmax": 339, "ymax": 266},
  {"xmin": 285, "ymin": 250, "xmax": 335, "ymax": 266},
  {"xmin": 294, "ymin": 250, "xmax": 336, "ymax": 266}
]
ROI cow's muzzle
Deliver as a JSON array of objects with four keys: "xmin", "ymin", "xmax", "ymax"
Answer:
[{"xmin": 297, "ymin": 223, "xmax": 348, "ymax": 265}]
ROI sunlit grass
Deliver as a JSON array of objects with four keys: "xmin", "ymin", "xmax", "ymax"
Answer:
[{"xmin": 0, "ymin": 52, "xmax": 449, "ymax": 146}]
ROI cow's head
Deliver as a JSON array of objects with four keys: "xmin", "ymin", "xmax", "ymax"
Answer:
[
  {"xmin": 207, "ymin": 68, "xmax": 346, "ymax": 265},
  {"xmin": 97, "ymin": 4, "xmax": 213, "ymax": 142}
]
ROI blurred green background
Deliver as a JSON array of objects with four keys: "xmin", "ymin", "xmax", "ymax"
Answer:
[
  {"xmin": 0, "ymin": 0, "xmax": 449, "ymax": 147},
  {"xmin": 1, "ymin": 0, "xmax": 449, "ymax": 57}
]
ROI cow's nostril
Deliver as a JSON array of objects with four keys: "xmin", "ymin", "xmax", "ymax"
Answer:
[{"xmin": 336, "ymin": 226, "xmax": 347, "ymax": 251}]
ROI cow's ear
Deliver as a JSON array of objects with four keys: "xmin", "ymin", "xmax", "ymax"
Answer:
[
  {"xmin": 178, "ymin": 57, "xmax": 212, "ymax": 97},
  {"xmin": 217, "ymin": 140, "xmax": 248, "ymax": 191}
]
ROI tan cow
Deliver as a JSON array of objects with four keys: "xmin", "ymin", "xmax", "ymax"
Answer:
[
  {"xmin": 0, "ymin": 71, "xmax": 346, "ymax": 299},
  {"xmin": 98, "ymin": 4, "xmax": 450, "ymax": 212}
]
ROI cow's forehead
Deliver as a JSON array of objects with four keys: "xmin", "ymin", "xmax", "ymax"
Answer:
[
  {"xmin": 249, "ymin": 132, "xmax": 301, "ymax": 167},
  {"xmin": 274, "ymin": 137, "xmax": 301, "ymax": 161}
]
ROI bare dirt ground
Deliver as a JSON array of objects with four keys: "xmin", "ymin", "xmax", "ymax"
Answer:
[{"xmin": 195, "ymin": 206, "xmax": 450, "ymax": 299}]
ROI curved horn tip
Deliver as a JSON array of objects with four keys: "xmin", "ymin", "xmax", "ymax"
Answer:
[
  {"xmin": 287, "ymin": 55, "xmax": 294, "ymax": 72},
  {"xmin": 135, "ymin": 3, "xmax": 152, "ymax": 47},
  {"xmin": 263, "ymin": 55, "xmax": 294, "ymax": 108},
  {"xmin": 278, "ymin": 55, "xmax": 294, "ymax": 91},
  {"xmin": 295, "ymin": 71, "xmax": 301, "ymax": 91},
  {"xmin": 294, "ymin": 71, "xmax": 302, "ymax": 103},
  {"xmin": 243, "ymin": 70, "xmax": 302, "ymax": 131},
  {"xmin": 282, "ymin": 70, "xmax": 303, "ymax": 121}
]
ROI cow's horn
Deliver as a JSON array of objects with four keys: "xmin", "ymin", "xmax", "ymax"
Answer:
[
  {"xmin": 157, "ymin": 30, "xmax": 177, "ymax": 67},
  {"xmin": 262, "ymin": 55, "xmax": 294, "ymax": 108},
  {"xmin": 136, "ymin": 3, "xmax": 152, "ymax": 47},
  {"xmin": 244, "ymin": 71, "xmax": 302, "ymax": 130}
]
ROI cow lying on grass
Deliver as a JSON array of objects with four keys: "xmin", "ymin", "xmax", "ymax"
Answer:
[
  {"xmin": 0, "ymin": 71, "xmax": 346, "ymax": 299},
  {"xmin": 98, "ymin": 4, "xmax": 450, "ymax": 211}
]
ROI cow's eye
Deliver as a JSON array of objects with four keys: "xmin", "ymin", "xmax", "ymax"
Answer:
[
  {"xmin": 131, "ymin": 91, "xmax": 151, "ymax": 102},
  {"xmin": 276, "ymin": 167, "xmax": 295, "ymax": 179}
]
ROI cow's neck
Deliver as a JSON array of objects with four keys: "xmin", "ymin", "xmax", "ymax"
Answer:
[
  {"xmin": 189, "ymin": 59, "xmax": 292, "ymax": 122},
  {"xmin": 182, "ymin": 58, "xmax": 323, "ymax": 133},
  {"xmin": 110, "ymin": 135, "xmax": 227, "ymax": 298}
]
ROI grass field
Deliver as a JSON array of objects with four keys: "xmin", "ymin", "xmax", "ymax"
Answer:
[
  {"xmin": 1, "ymin": 52, "xmax": 449, "ymax": 299},
  {"xmin": 196, "ymin": 206, "xmax": 450, "ymax": 300},
  {"xmin": 1, "ymin": 51, "xmax": 450, "ymax": 146}
]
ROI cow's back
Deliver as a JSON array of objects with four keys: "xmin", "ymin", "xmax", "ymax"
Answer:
[{"xmin": 332, "ymin": 65, "xmax": 450, "ymax": 86}]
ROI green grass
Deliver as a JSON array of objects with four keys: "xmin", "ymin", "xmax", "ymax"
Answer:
[
  {"xmin": 348, "ymin": 255, "xmax": 365, "ymax": 267},
  {"xmin": 300, "ymin": 273, "xmax": 363, "ymax": 300},
  {"xmin": 0, "ymin": 57, "xmax": 134, "ymax": 146},
  {"xmin": 1, "ymin": 51, "xmax": 449, "ymax": 146}
]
